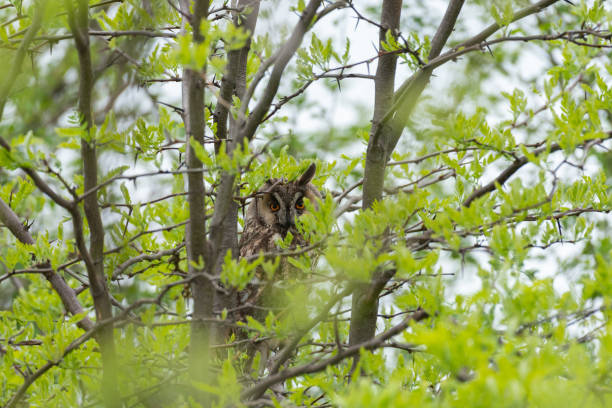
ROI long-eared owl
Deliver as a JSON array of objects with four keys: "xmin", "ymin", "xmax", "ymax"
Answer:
[
  {"xmin": 237, "ymin": 163, "xmax": 321, "ymax": 322},
  {"xmin": 239, "ymin": 163, "xmax": 321, "ymax": 260}
]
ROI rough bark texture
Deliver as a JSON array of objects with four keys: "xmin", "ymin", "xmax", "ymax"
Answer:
[
  {"xmin": 210, "ymin": 1, "xmax": 260, "ymax": 327},
  {"xmin": 208, "ymin": 0, "xmax": 320, "ymax": 329},
  {"xmin": 209, "ymin": 0, "xmax": 321, "ymax": 239},
  {"xmin": 351, "ymin": 0, "xmax": 560, "ymax": 357},
  {"xmin": 350, "ymin": 0, "xmax": 403, "ymax": 348},
  {"xmin": 66, "ymin": 0, "xmax": 118, "ymax": 406},
  {"xmin": 179, "ymin": 0, "xmax": 213, "ymax": 392},
  {"xmin": 239, "ymin": 0, "xmax": 323, "ymax": 143},
  {"xmin": 361, "ymin": 0, "xmax": 403, "ymax": 210},
  {"xmin": 212, "ymin": 0, "xmax": 260, "ymax": 154},
  {"xmin": 352, "ymin": 0, "xmax": 465, "ymax": 348}
]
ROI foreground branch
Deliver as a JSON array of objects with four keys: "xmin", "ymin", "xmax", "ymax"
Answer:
[
  {"xmin": 3, "ymin": 278, "xmax": 189, "ymax": 408},
  {"xmin": 242, "ymin": 309, "xmax": 429, "ymax": 401}
]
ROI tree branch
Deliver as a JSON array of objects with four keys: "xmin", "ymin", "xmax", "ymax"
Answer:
[
  {"xmin": 350, "ymin": 0, "xmax": 404, "ymax": 351},
  {"xmin": 207, "ymin": 1, "xmax": 323, "ymax": 347},
  {"xmin": 111, "ymin": 244, "xmax": 185, "ymax": 279},
  {"xmin": 463, "ymin": 134, "xmax": 612, "ymax": 207},
  {"xmin": 351, "ymin": 0, "xmax": 564, "ymax": 354},
  {"xmin": 241, "ymin": 309, "xmax": 429, "ymax": 401},
  {"xmin": 363, "ymin": 0, "xmax": 465, "ymax": 208},
  {"xmin": 209, "ymin": 0, "xmax": 261, "ymax": 342},
  {"xmin": 179, "ymin": 0, "xmax": 213, "ymax": 390},
  {"xmin": 212, "ymin": 0, "xmax": 260, "ymax": 153},
  {"xmin": 0, "ymin": 198, "xmax": 94, "ymax": 331},
  {"xmin": 383, "ymin": 0, "xmax": 563, "ymax": 159},
  {"xmin": 3, "ymin": 277, "xmax": 190, "ymax": 408},
  {"xmin": 66, "ymin": 0, "xmax": 118, "ymax": 405},
  {"xmin": 239, "ymin": 0, "xmax": 323, "ymax": 143},
  {"xmin": 270, "ymin": 287, "xmax": 352, "ymax": 374}
]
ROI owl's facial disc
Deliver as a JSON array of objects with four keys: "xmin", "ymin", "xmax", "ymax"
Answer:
[{"xmin": 271, "ymin": 192, "xmax": 292, "ymax": 234}]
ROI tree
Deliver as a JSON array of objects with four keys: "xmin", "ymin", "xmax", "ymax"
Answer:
[{"xmin": 1, "ymin": 0, "xmax": 612, "ymax": 406}]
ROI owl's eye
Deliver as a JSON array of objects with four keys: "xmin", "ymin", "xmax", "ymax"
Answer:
[
  {"xmin": 269, "ymin": 201, "xmax": 280, "ymax": 212},
  {"xmin": 295, "ymin": 198, "xmax": 305, "ymax": 210}
]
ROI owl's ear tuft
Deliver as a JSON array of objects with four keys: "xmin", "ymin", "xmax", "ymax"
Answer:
[{"xmin": 297, "ymin": 163, "xmax": 316, "ymax": 186}]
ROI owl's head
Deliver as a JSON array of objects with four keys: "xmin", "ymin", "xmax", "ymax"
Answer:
[{"xmin": 247, "ymin": 163, "xmax": 321, "ymax": 236}]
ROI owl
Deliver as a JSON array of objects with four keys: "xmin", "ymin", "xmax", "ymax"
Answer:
[
  {"xmin": 234, "ymin": 163, "xmax": 321, "ymax": 375},
  {"xmin": 239, "ymin": 162, "xmax": 321, "ymax": 259},
  {"xmin": 236, "ymin": 163, "xmax": 321, "ymax": 323}
]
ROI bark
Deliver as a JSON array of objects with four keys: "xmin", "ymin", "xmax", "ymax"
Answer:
[
  {"xmin": 239, "ymin": 0, "xmax": 323, "ymax": 142},
  {"xmin": 352, "ymin": 0, "xmax": 562, "ymax": 353},
  {"xmin": 210, "ymin": 1, "xmax": 260, "ymax": 328},
  {"xmin": 350, "ymin": 0, "xmax": 403, "ymax": 348},
  {"xmin": 66, "ymin": 0, "xmax": 118, "ymax": 406},
  {"xmin": 352, "ymin": 0, "xmax": 465, "ymax": 349},
  {"xmin": 361, "ymin": 0, "xmax": 403, "ymax": 210},
  {"xmin": 243, "ymin": 309, "xmax": 429, "ymax": 401},
  {"xmin": 209, "ymin": 0, "xmax": 321, "ymax": 249},
  {"xmin": 212, "ymin": 0, "xmax": 260, "ymax": 154},
  {"xmin": 369, "ymin": 0, "xmax": 562, "ymax": 179},
  {"xmin": 211, "ymin": 0, "xmax": 260, "ymax": 262},
  {"xmin": 362, "ymin": 0, "xmax": 465, "ymax": 209},
  {"xmin": 208, "ymin": 0, "xmax": 320, "ymax": 329},
  {"xmin": 179, "ymin": 0, "xmax": 213, "ymax": 392}
]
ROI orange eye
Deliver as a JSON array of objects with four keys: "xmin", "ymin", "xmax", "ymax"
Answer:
[
  {"xmin": 295, "ymin": 199, "xmax": 305, "ymax": 210},
  {"xmin": 270, "ymin": 201, "xmax": 280, "ymax": 211}
]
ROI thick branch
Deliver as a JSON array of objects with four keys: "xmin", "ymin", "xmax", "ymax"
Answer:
[
  {"xmin": 209, "ymin": 0, "xmax": 261, "ymax": 341},
  {"xmin": 379, "ymin": 0, "xmax": 562, "ymax": 166},
  {"xmin": 179, "ymin": 0, "xmax": 212, "ymax": 389},
  {"xmin": 68, "ymin": 0, "xmax": 112, "ymax": 323},
  {"xmin": 242, "ymin": 309, "xmax": 429, "ymax": 401},
  {"xmin": 459, "ymin": 0, "xmax": 561, "ymax": 49},
  {"xmin": 212, "ymin": 0, "xmax": 260, "ymax": 154},
  {"xmin": 239, "ymin": 0, "xmax": 323, "ymax": 143},
  {"xmin": 270, "ymin": 287, "xmax": 352, "ymax": 374},
  {"xmin": 352, "ymin": 0, "xmax": 563, "ymax": 351},
  {"xmin": 0, "ymin": 145, "xmax": 100, "ymax": 278},
  {"xmin": 463, "ymin": 135, "xmax": 611, "ymax": 207},
  {"xmin": 363, "ymin": 0, "xmax": 465, "ymax": 208},
  {"xmin": 208, "ymin": 0, "xmax": 322, "ymax": 276},
  {"xmin": 111, "ymin": 245, "xmax": 185, "ymax": 279},
  {"xmin": 351, "ymin": 0, "xmax": 404, "ymax": 349},
  {"xmin": 0, "ymin": 198, "xmax": 35, "ymax": 245},
  {"xmin": 207, "ymin": 1, "xmax": 321, "ymax": 332},
  {"xmin": 4, "ymin": 318, "xmax": 110, "ymax": 408},
  {"xmin": 362, "ymin": 0, "xmax": 403, "ymax": 209},
  {"xmin": 3, "ymin": 279, "xmax": 187, "ymax": 408},
  {"xmin": 67, "ymin": 0, "xmax": 118, "ymax": 406}
]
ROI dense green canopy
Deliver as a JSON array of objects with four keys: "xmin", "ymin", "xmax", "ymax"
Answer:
[{"xmin": 1, "ymin": 1, "xmax": 612, "ymax": 407}]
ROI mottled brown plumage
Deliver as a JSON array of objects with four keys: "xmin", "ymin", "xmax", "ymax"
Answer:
[
  {"xmin": 233, "ymin": 164, "xmax": 322, "ymax": 375},
  {"xmin": 237, "ymin": 163, "xmax": 321, "ymax": 323},
  {"xmin": 239, "ymin": 162, "xmax": 321, "ymax": 259}
]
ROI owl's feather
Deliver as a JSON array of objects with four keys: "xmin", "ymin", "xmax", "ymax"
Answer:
[{"xmin": 236, "ymin": 164, "xmax": 321, "ymax": 321}]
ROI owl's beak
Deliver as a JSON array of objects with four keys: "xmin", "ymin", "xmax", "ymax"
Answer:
[{"xmin": 278, "ymin": 211, "xmax": 295, "ymax": 236}]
